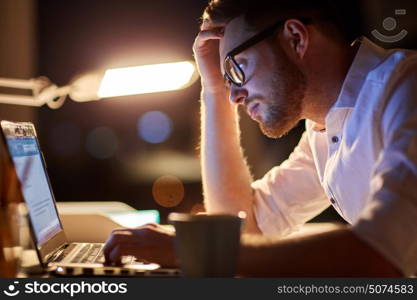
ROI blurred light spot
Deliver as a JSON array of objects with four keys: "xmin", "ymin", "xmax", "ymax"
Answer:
[
  {"xmin": 86, "ymin": 127, "xmax": 118, "ymax": 159},
  {"xmin": 48, "ymin": 121, "xmax": 81, "ymax": 157},
  {"xmin": 190, "ymin": 203, "xmax": 206, "ymax": 215},
  {"xmin": 238, "ymin": 211, "xmax": 247, "ymax": 219},
  {"xmin": 98, "ymin": 61, "xmax": 196, "ymax": 97},
  {"xmin": 152, "ymin": 175, "xmax": 184, "ymax": 208},
  {"xmin": 138, "ymin": 111, "xmax": 172, "ymax": 144},
  {"xmin": 108, "ymin": 210, "xmax": 160, "ymax": 227}
]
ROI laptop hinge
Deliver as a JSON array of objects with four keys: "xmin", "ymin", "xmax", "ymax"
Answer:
[{"xmin": 45, "ymin": 243, "xmax": 69, "ymax": 263}]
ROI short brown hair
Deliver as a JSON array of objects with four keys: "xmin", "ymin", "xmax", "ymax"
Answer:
[{"xmin": 203, "ymin": 0, "xmax": 362, "ymax": 43}]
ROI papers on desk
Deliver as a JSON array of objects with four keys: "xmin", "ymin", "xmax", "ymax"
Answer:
[
  {"xmin": 107, "ymin": 210, "xmax": 160, "ymax": 228},
  {"xmin": 56, "ymin": 201, "xmax": 160, "ymax": 243}
]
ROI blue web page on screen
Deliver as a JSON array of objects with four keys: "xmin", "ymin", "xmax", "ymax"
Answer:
[{"xmin": 6, "ymin": 137, "xmax": 61, "ymax": 245}]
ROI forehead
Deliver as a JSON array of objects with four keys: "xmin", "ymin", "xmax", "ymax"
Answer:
[{"xmin": 219, "ymin": 16, "xmax": 255, "ymax": 61}]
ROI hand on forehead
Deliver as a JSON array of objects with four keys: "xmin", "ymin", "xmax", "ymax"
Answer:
[
  {"xmin": 219, "ymin": 17, "xmax": 254, "ymax": 59},
  {"xmin": 200, "ymin": 18, "xmax": 227, "ymax": 31}
]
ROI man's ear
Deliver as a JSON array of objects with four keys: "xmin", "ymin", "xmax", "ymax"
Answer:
[{"xmin": 281, "ymin": 19, "xmax": 309, "ymax": 59}]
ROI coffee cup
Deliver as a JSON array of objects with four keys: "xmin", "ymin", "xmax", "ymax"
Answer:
[{"xmin": 168, "ymin": 213, "xmax": 243, "ymax": 277}]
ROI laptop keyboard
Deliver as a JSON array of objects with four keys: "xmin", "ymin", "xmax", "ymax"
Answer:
[
  {"xmin": 70, "ymin": 244, "xmax": 135, "ymax": 264},
  {"xmin": 71, "ymin": 244, "xmax": 105, "ymax": 264},
  {"xmin": 50, "ymin": 243, "xmax": 136, "ymax": 265}
]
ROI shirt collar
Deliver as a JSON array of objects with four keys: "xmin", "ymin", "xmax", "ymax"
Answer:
[
  {"xmin": 331, "ymin": 36, "xmax": 388, "ymax": 109},
  {"xmin": 311, "ymin": 37, "xmax": 388, "ymax": 132}
]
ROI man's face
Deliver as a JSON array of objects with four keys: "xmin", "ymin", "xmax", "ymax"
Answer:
[{"xmin": 220, "ymin": 16, "xmax": 307, "ymax": 138}]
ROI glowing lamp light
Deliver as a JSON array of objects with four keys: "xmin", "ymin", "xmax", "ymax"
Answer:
[
  {"xmin": 0, "ymin": 61, "xmax": 199, "ymax": 109},
  {"xmin": 98, "ymin": 61, "xmax": 197, "ymax": 98}
]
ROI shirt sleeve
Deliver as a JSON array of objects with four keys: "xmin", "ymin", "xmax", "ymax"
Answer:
[
  {"xmin": 251, "ymin": 130, "xmax": 329, "ymax": 236},
  {"xmin": 352, "ymin": 65, "xmax": 417, "ymax": 276}
]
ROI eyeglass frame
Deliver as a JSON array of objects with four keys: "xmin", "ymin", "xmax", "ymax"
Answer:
[{"xmin": 223, "ymin": 17, "xmax": 312, "ymax": 87}]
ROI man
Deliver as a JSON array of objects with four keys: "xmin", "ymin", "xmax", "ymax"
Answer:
[{"xmin": 103, "ymin": 0, "xmax": 417, "ymax": 276}]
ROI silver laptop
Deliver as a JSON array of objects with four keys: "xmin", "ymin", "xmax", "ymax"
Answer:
[{"xmin": 0, "ymin": 120, "xmax": 179, "ymax": 277}]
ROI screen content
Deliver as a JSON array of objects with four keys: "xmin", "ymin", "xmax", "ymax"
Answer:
[{"xmin": 6, "ymin": 136, "xmax": 61, "ymax": 245}]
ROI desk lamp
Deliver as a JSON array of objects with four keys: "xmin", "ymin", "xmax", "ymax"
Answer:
[{"xmin": 0, "ymin": 61, "xmax": 198, "ymax": 109}]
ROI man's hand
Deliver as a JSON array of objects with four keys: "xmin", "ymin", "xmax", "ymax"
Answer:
[
  {"xmin": 193, "ymin": 19, "xmax": 228, "ymax": 94},
  {"xmin": 103, "ymin": 223, "xmax": 177, "ymax": 267}
]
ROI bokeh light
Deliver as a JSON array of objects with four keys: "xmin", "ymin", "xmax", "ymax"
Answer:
[
  {"xmin": 86, "ymin": 127, "xmax": 118, "ymax": 159},
  {"xmin": 137, "ymin": 111, "xmax": 172, "ymax": 144},
  {"xmin": 152, "ymin": 175, "xmax": 184, "ymax": 208},
  {"xmin": 238, "ymin": 211, "xmax": 247, "ymax": 219}
]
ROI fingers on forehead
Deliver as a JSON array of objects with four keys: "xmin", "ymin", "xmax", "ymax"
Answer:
[
  {"xmin": 201, "ymin": 18, "xmax": 227, "ymax": 31},
  {"xmin": 196, "ymin": 30, "xmax": 223, "ymax": 44}
]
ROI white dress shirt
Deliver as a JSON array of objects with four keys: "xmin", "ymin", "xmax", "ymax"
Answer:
[{"xmin": 251, "ymin": 37, "xmax": 417, "ymax": 276}]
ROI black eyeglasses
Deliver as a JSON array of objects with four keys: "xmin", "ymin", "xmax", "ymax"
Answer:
[{"xmin": 223, "ymin": 18, "xmax": 312, "ymax": 87}]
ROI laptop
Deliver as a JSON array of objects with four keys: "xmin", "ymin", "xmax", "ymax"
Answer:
[{"xmin": 0, "ymin": 120, "xmax": 179, "ymax": 277}]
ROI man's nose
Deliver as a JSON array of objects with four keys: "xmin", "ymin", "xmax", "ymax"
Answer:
[{"xmin": 229, "ymin": 86, "xmax": 248, "ymax": 105}]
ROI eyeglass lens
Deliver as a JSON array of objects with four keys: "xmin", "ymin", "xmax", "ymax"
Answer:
[{"xmin": 225, "ymin": 57, "xmax": 244, "ymax": 85}]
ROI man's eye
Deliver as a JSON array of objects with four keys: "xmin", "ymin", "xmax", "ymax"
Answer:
[{"xmin": 235, "ymin": 58, "xmax": 247, "ymax": 70}]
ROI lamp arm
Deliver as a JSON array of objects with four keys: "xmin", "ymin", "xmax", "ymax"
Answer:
[{"xmin": 0, "ymin": 77, "xmax": 69, "ymax": 109}]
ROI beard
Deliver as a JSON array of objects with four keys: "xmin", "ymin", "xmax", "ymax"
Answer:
[{"xmin": 257, "ymin": 53, "xmax": 307, "ymax": 138}]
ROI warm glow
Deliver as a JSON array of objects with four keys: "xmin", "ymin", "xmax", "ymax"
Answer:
[
  {"xmin": 238, "ymin": 211, "xmax": 247, "ymax": 219},
  {"xmin": 98, "ymin": 61, "xmax": 196, "ymax": 98},
  {"xmin": 152, "ymin": 175, "xmax": 185, "ymax": 208}
]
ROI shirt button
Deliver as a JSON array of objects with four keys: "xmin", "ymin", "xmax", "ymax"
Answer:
[
  {"xmin": 331, "ymin": 136, "xmax": 339, "ymax": 143},
  {"xmin": 330, "ymin": 198, "xmax": 336, "ymax": 204}
]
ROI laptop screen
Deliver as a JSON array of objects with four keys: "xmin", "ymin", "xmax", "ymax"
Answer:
[{"xmin": 6, "ymin": 135, "xmax": 62, "ymax": 246}]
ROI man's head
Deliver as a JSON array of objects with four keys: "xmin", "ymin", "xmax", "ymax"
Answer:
[{"xmin": 203, "ymin": 0, "xmax": 361, "ymax": 138}]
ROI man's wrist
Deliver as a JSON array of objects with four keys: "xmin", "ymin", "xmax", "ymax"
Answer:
[
  {"xmin": 201, "ymin": 87, "xmax": 228, "ymax": 98},
  {"xmin": 200, "ymin": 88, "xmax": 231, "ymax": 109}
]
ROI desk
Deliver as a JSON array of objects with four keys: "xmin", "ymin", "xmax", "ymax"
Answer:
[
  {"xmin": 17, "ymin": 222, "xmax": 343, "ymax": 278},
  {"xmin": 285, "ymin": 222, "xmax": 343, "ymax": 239}
]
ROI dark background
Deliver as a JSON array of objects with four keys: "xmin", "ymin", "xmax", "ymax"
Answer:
[{"xmin": 1, "ymin": 0, "xmax": 416, "ymax": 223}]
